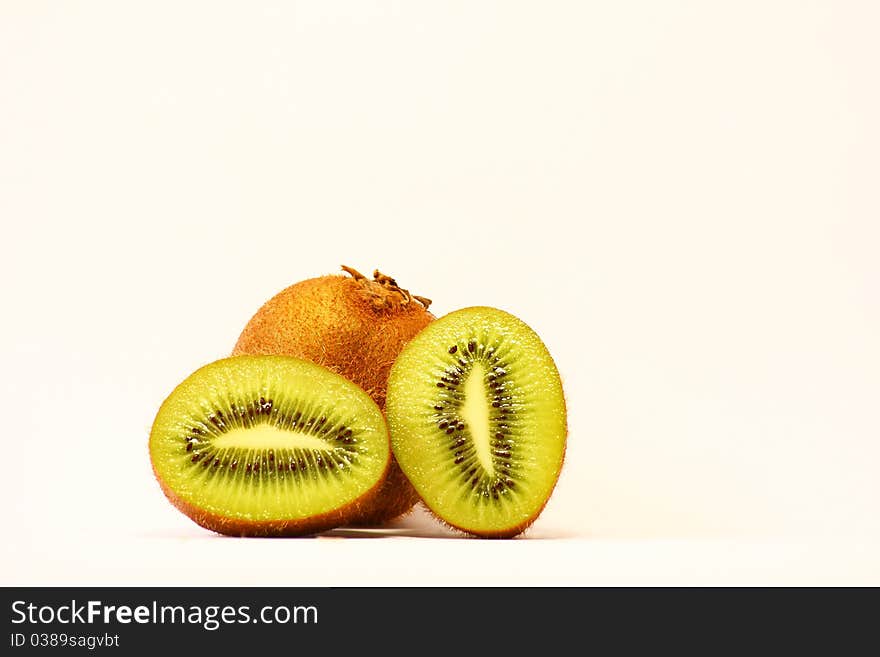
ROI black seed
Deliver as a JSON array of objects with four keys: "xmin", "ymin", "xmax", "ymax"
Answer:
[
  {"xmin": 319, "ymin": 417, "xmax": 327, "ymax": 425},
  {"xmin": 191, "ymin": 453, "xmax": 201, "ymax": 463},
  {"xmin": 186, "ymin": 442, "xmax": 194, "ymax": 452},
  {"xmin": 454, "ymin": 456, "xmax": 464, "ymax": 464},
  {"xmin": 268, "ymin": 450, "xmax": 275, "ymax": 460},
  {"xmin": 495, "ymin": 432, "xmax": 505, "ymax": 439},
  {"xmin": 245, "ymin": 464, "xmax": 251, "ymax": 473},
  {"xmin": 456, "ymin": 422, "xmax": 465, "ymax": 431},
  {"xmin": 438, "ymin": 421, "xmax": 448, "ymax": 429},
  {"xmin": 506, "ymin": 479, "xmax": 515, "ymax": 488},
  {"xmin": 289, "ymin": 460, "xmax": 296, "ymax": 471},
  {"xmin": 437, "ymin": 382, "xmax": 445, "ymax": 388},
  {"xmin": 494, "ymin": 450, "xmax": 511, "ymax": 458},
  {"xmin": 434, "ymin": 405, "xmax": 443, "ymax": 411},
  {"xmin": 191, "ymin": 426, "xmax": 204, "ymax": 435},
  {"xmin": 213, "ymin": 458, "xmax": 220, "ymax": 467},
  {"xmin": 253, "ymin": 462, "xmax": 260, "ymax": 472},
  {"xmin": 468, "ymin": 340, "xmax": 476, "ymax": 353},
  {"xmin": 458, "ymin": 359, "xmax": 468, "ymax": 367},
  {"xmin": 492, "ymin": 401, "xmax": 500, "ymax": 408},
  {"xmin": 448, "ymin": 345, "xmax": 458, "ymax": 354},
  {"xmin": 231, "ymin": 460, "xmax": 238, "ymax": 471},
  {"xmin": 344, "ymin": 428, "xmax": 353, "ymax": 438},
  {"xmin": 446, "ymin": 427, "xmax": 455, "ymax": 434}
]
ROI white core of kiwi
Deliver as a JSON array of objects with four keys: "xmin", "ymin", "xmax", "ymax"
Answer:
[
  {"xmin": 212, "ymin": 425, "xmax": 337, "ymax": 452},
  {"xmin": 460, "ymin": 361, "xmax": 495, "ymax": 476}
]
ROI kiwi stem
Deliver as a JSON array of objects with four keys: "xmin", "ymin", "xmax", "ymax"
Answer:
[
  {"xmin": 340, "ymin": 264, "xmax": 368, "ymax": 282},
  {"xmin": 341, "ymin": 265, "xmax": 432, "ymax": 310}
]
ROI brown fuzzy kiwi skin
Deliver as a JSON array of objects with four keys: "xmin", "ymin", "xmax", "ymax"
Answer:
[
  {"xmin": 232, "ymin": 267, "xmax": 434, "ymax": 524},
  {"xmin": 151, "ymin": 454, "xmax": 391, "ymax": 538}
]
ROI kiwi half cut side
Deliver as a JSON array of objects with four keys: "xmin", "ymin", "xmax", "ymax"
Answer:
[
  {"xmin": 149, "ymin": 355, "xmax": 391, "ymax": 537},
  {"xmin": 386, "ymin": 307, "xmax": 567, "ymax": 538}
]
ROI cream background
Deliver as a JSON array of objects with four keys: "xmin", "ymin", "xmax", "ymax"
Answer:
[{"xmin": 1, "ymin": 1, "xmax": 878, "ymax": 584}]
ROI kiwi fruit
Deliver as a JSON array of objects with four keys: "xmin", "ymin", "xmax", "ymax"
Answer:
[
  {"xmin": 232, "ymin": 266, "xmax": 434, "ymax": 524},
  {"xmin": 385, "ymin": 306, "xmax": 567, "ymax": 538},
  {"xmin": 149, "ymin": 355, "xmax": 391, "ymax": 537}
]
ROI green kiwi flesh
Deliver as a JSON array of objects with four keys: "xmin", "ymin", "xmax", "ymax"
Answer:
[
  {"xmin": 149, "ymin": 355, "xmax": 391, "ymax": 536},
  {"xmin": 386, "ymin": 306, "xmax": 567, "ymax": 538}
]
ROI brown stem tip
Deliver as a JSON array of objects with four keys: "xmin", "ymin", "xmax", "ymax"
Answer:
[{"xmin": 341, "ymin": 265, "xmax": 432, "ymax": 310}]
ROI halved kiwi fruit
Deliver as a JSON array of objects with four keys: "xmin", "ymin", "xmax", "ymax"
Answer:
[
  {"xmin": 149, "ymin": 355, "xmax": 391, "ymax": 537},
  {"xmin": 386, "ymin": 307, "xmax": 567, "ymax": 538}
]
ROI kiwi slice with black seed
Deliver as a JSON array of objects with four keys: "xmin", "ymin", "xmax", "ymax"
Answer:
[
  {"xmin": 386, "ymin": 307, "xmax": 567, "ymax": 538},
  {"xmin": 149, "ymin": 355, "xmax": 391, "ymax": 536}
]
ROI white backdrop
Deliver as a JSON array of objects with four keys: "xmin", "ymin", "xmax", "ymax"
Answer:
[{"xmin": 2, "ymin": 1, "xmax": 878, "ymax": 585}]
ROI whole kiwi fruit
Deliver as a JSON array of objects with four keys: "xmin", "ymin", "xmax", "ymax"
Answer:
[{"xmin": 232, "ymin": 266, "xmax": 434, "ymax": 524}]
